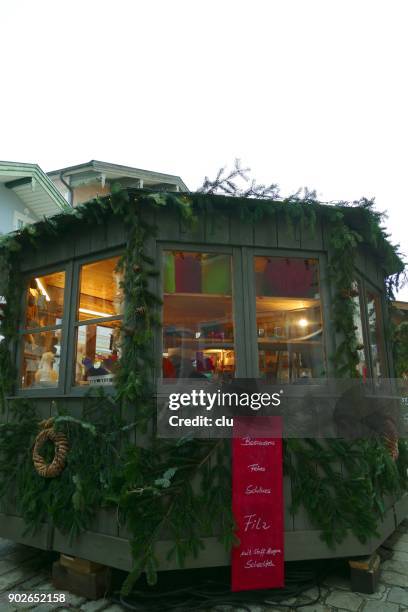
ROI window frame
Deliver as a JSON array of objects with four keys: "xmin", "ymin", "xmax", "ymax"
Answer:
[
  {"xmin": 13, "ymin": 211, "xmax": 34, "ymax": 231},
  {"xmin": 359, "ymin": 277, "xmax": 389, "ymax": 379},
  {"xmin": 66, "ymin": 249, "xmax": 124, "ymax": 396},
  {"xmin": 156, "ymin": 242, "xmax": 248, "ymax": 380},
  {"xmin": 14, "ymin": 243, "xmax": 391, "ymax": 396},
  {"xmin": 15, "ymin": 249, "xmax": 124, "ymax": 398},
  {"xmin": 16, "ymin": 261, "xmax": 73, "ymax": 398},
  {"xmin": 352, "ymin": 273, "xmax": 390, "ymax": 379},
  {"xmin": 245, "ymin": 248, "xmax": 331, "ymax": 379},
  {"xmin": 157, "ymin": 243, "xmax": 332, "ymax": 381}
]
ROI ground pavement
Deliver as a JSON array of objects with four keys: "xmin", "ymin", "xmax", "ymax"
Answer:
[{"xmin": 0, "ymin": 519, "xmax": 406, "ymax": 611}]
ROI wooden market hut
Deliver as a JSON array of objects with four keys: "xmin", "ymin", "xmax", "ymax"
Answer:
[{"xmin": 0, "ymin": 188, "xmax": 406, "ymax": 581}]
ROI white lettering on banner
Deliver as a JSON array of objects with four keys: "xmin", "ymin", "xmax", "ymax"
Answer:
[
  {"xmin": 245, "ymin": 560, "xmax": 276, "ymax": 569},
  {"xmin": 240, "ymin": 547, "xmax": 282, "ymax": 558},
  {"xmin": 248, "ymin": 463, "xmax": 266, "ymax": 472},
  {"xmin": 243, "ymin": 513, "xmax": 271, "ymax": 532},
  {"xmin": 245, "ymin": 485, "xmax": 271, "ymax": 495},
  {"xmin": 241, "ymin": 437, "xmax": 275, "ymax": 447}
]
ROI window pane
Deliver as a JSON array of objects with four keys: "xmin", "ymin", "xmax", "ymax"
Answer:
[
  {"xmin": 366, "ymin": 289, "xmax": 386, "ymax": 379},
  {"xmin": 20, "ymin": 330, "xmax": 61, "ymax": 388},
  {"xmin": 254, "ymin": 257, "xmax": 324, "ymax": 383},
  {"xmin": 163, "ymin": 251, "xmax": 235, "ymax": 380},
  {"xmin": 78, "ymin": 257, "xmax": 123, "ymax": 321},
  {"xmin": 75, "ymin": 320, "xmax": 121, "ymax": 386},
  {"xmin": 352, "ymin": 282, "xmax": 368, "ymax": 378},
  {"xmin": 25, "ymin": 272, "xmax": 65, "ymax": 328}
]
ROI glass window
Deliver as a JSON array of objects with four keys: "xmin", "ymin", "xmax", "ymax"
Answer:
[
  {"xmin": 254, "ymin": 257, "xmax": 324, "ymax": 383},
  {"xmin": 20, "ymin": 271, "xmax": 65, "ymax": 389},
  {"xmin": 25, "ymin": 272, "xmax": 65, "ymax": 328},
  {"xmin": 78, "ymin": 257, "xmax": 124, "ymax": 320},
  {"xmin": 351, "ymin": 281, "xmax": 368, "ymax": 379},
  {"xmin": 74, "ymin": 257, "xmax": 123, "ymax": 386},
  {"xmin": 21, "ymin": 330, "xmax": 62, "ymax": 389},
  {"xmin": 366, "ymin": 288, "xmax": 386, "ymax": 379},
  {"xmin": 162, "ymin": 251, "xmax": 235, "ymax": 380}
]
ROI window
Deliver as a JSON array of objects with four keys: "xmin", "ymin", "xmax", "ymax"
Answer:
[
  {"xmin": 254, "ymin": 257, "xmax": 324, "ymax": 383},
  {"xmin": 20, "ymin": 271, "xmax": 65, "ymax": 389},
  {"xmin": 162, "ymin": 251, "xmax": 235, "ymax": 380},
  {"xmin": 350, "ymin": 279, "xmax": 387, "ymax": 380},
  {"xmin": 74, "ymin": 256, "xmax": 123, "ymax": 386},
  {"xmin": 351, "ymin": 281, "xmax": 369, "ymax": 379},
  {"xmin": 18, "ymin": 254, "xmax": 124, "ymax": 393},
  {"xmin": 13, "ymin": 211, "xmax": 34, "ymax": 231},
  {"xmin": 366, "ymin": 288, "xmax": 386, "ymax": 379}
]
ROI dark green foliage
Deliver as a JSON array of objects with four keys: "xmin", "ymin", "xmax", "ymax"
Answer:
[
  {"xmin": 0, "ymin": 395, "xmax": 124, "ymax": 540},
  {"xmin": 285, "ymin": 438, "xmax": 408, "ymax": 547},
  {"xmin": 393, "ymin": 321, "xmax": 408, "ymax": 377},
  {"xmin": 0, "ymin": 183, "xmax": 406, "ymax": 593}
]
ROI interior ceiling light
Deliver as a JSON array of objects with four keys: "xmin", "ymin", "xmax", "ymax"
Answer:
[
  {"xmin": 35, "ymin": 278, "xmax": 50, "ymax": 302},
  {"xmin": 79, "ymin": 307, "xmax": 110, "ymax": 318}
]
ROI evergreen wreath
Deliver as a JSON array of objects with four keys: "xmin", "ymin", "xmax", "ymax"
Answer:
[{"xmin": 0, "ymin": 167, "xmax": 406, "ymax": 593}]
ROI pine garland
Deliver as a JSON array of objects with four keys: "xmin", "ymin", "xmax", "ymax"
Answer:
[{"xmin": 0, "ymin": 186, "xmax": 406, "ymax": 593}]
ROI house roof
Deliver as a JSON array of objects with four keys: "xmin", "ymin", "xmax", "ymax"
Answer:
[
  {"xmin": 0, "ymin": 161, "xmax": 70, "ymax": 218},
  {"xmin": 47, "ymin": 160, "xmax": 189, "ymax": 192},
  {"xmin": 393, "ymin": 300, "xmax": 408, "ymax": 311}
]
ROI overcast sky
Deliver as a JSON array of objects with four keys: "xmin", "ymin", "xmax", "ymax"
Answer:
[{"xmin": 2, "ymin": 1, "xmax": 407, "ymax": 298}]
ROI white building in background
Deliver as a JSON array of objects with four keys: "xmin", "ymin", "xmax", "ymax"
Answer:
[
  {"xmin": 0, "ymin": 159, "xmax": 188, "ymax": 234},
  {"xmin": 0, "ymin": 161, "xmax": 69, "ymax": 233}
]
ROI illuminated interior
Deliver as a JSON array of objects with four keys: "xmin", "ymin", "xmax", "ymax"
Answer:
[
  {"xmin": 21, "ymin": 271, "xmax": 66, "ymax": 389},
  {"xmin": 352, "ymin": 282, "xmax": 368, "ymax": 379},
  {"xmin": 75, "ymin": 257, "xmax": 123, "ymax": 386},
  {"xmin": 254, "ymin": 257, "xmax": 324, "ymax": 382},
  {"xmin": 21, "ymin": 330, "xmax": 62, "ymax": 389},
  {"xmin": 366, "ymin": 289, "xmax": 385, "ymax": 379},
  {"xmin": 78, "ymin": 256, "xmax": 123, "ymax": 320},
  {"xmin": 162, "ymin": 251, "xmax": 235, "ymax": 379},
  {"xmin": 25, "ymin": 271, "xmax": 65, "ymax": 329}
]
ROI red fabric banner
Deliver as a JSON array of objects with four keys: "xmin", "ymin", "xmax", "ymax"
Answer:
[{"xmin": 232, "ymin": 416, "xmax": 284, "ymax": 591}]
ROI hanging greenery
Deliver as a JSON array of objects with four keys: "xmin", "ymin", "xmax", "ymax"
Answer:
[
  {"xmin": 393, "ymin": 321, "xmax": 408, "ymax": 378},
  {"xmin": 0, "ymin": 177, "xmax": 406, "ymax": 593}
]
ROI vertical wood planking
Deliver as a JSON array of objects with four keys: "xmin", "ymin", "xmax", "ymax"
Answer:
[
  {"xmin": 155, "ymin": 208, "xmax": 180, "ymax": 242},
  {"xmin": 276, "ymin": 211, "xmax": 301, "ymax": 249},
  {"xmin": 300, "ymin": 217, "xmax": 323, "ymax": 251},
  {"xmin": 319, "ymin": 254, "xmax": 336, "ymax": 376},
  {"xmin": 321, "ymin": 218, "xmax": 332, "ymax": 253},
  {"xmin": 354, "ymin": 247, "xmax": 367, "ymax": 280},
  {"xmin": 46, "ymin": 238, "xmax": 74, "ymax": 267},
  {"xmin": 365, "ymin": 250, "xmax": 383, "ymax": 291},
  {"xmin": 321, "ymin": 219, "xmax": 342, "ymax": 363},
  {"xmin": 106, "ymin": 218, "xmax": 126, "ymax": 249},
  {"xmin": 253, "ymin": 211, "xmax": 278, "ymax": 248},
  {"xmin": 89, "ymin": 223, "xmax": 108, "ymax": 254},
  {"xmin": 179, "ymin": 210, "xmax": 206, "ymax": 244},
  {"xmin": 74, "ymin": 227, "xmax": 92, "ymax": 258},
  {"xmin": 205, "ymin": 210, "xmax": 230, "ymax": 245},
  {"xmin": 231, "ymin": 247, "xmax": 248, "ymax": 378},
  {"xmin": 241, "ymin": 248, "xmax": 259, "ymax": 377},
  {"xmin": 229, "ymin": 212, "xmax": 254, "ymax": 246}
]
